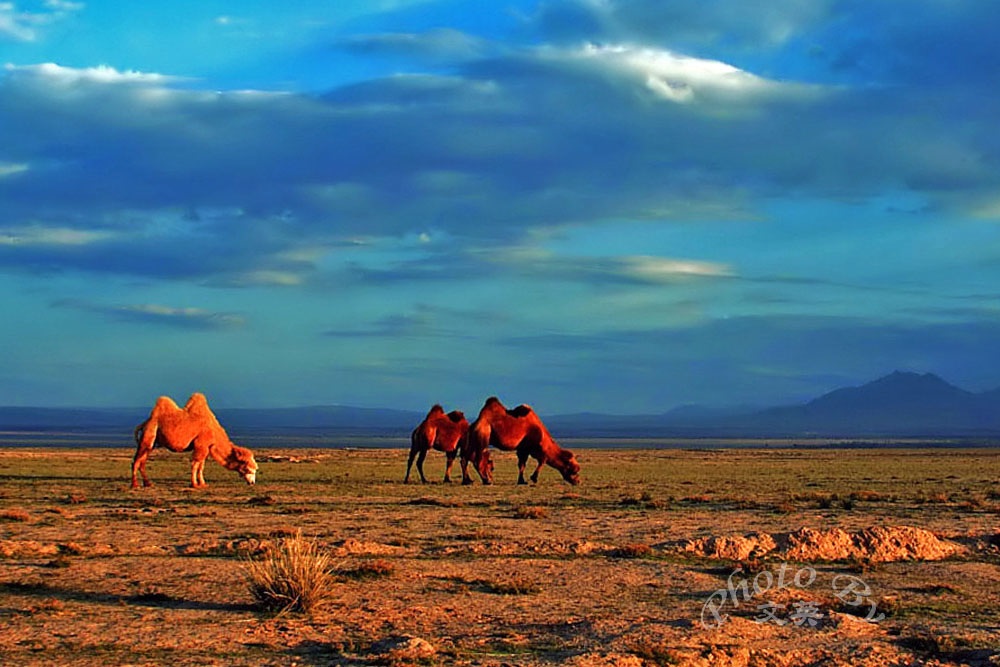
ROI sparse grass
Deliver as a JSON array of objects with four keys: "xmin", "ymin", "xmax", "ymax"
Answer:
[
  {"xmin": 1, "ymin": 445, "xmax": 999, "ymax": 666},
  {"xmin": 242, "ymin": 532, "xmax": 338, "ymax": 614},
  {"xmin": 409, "ymin": 496, "xmax": 463, "ymax": 508},
  {"xmin": 850, "ymin": 490, "xmax": 890, "ymax": 502}
]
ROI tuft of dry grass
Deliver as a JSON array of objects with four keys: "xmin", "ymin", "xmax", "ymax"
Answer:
[{"xmin": 243, "ymin": 532, "xmax": 338, "ymax": 614}]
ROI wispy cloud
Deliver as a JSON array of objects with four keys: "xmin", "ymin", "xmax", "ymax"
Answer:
[
  {"xmin": 0, "ymin": 225, "xmax": 113, "ymax": 246},
  {"xmin": 53, "ymin": 299, "xmax": 245, "ymax": 330},
  {"xmin": 0, "ymin": 0, "xmax": 83, "ymax": 42}
]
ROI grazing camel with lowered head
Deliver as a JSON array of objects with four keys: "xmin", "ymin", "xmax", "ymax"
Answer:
[
  {"xmin": 461, "ymin": 396, "xmax": 580, "ymax": 486},
  {"xmin": 131, "ymin": 393, "xmax": 257, "ymax": 489}
]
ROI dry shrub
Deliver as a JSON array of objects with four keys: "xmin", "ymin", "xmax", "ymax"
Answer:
[
  {"xmin": 850, "ymin": 490, "xmax": 888, "ymax": 502},
  {"xmin": 243, "ymin": 532, "xmax": 337, "ymax": 613},
  {"xmin": 917, "ymin": 492, "xmax": 950, "ymax": 504},
  {"xmin": 340, "ymin": 558, "xmax": 394, "ymax": 580},
  {"xmin": 481, "ymin": 575, "xmax": 540, "ymax": 595},
  {"xmin": 268, "ymin": 526, "xmax": 300, "ymax": 538},
  {"xmin": 0, "ymin": 508, "xmax": 30, "ymax": 522},
  {"xmin": 614, "ymin": 543, "xmax": 653, "ymax": 559},
  {"xmin": 513, "ymin": 505, "xmax": 547, "ymax": 520},
  {"xmin": 58, "ymin": 542, "xmax": 86, "ymax": 555},
  {"xmin": 774, "ymin": 500, "xmax": 796, "ymax": 514}
]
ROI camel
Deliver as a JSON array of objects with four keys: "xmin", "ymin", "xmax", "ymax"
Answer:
[
  {"xmin": 405, "ymin": 404, "xmax": 469, "ymax": 483},
  {"xmin": 131, "ymin": 393, "xmax": 258, "ymax": 489},
  {"xmin": 461, "ymin": 396, "xmax": 580, "ymax": 486}
]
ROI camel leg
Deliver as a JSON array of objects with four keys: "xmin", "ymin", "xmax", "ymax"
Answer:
[
  {"xmin": 443, "ymin": 450, "xmax": 457, "ymax": 483},
  {"xmin": 415, "ymin": 449, "xmax": 430, "ymax": 483},
  {"xmin": 529, "ymin": 457, "xmax": 546, "ymax": 484},
  {"xmin": 131, "ymin": 423, "xmax": 156, "ymax": 489},
  {"xmin": 190, "ymin": 434, "xmax": 211, "ymax": 488},
  {"xmin": 516, "ymin": 449, "xmax": 531, "ymax": 485},
  {"xmin": 404, "ymin": 445, "xmax": 419, "ymax": 483},
  {"xmin": 460, "ymin": 454, "xmax": 474, "ymax": 485}
]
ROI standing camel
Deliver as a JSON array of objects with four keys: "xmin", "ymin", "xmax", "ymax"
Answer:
[{"xmin": 406, "ymin": 405, "xmax": 469, "ymax": 483}]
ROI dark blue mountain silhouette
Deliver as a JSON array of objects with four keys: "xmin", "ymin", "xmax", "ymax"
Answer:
[
  {"xmin": 738, "ymin": 371, "xmax": 999, "ymax": 436},
  {"xmin": 1, "ymin": 371, "xmax": 999, "ymax": 439}
]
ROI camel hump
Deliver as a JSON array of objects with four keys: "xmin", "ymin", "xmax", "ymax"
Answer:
[
  {"xmin": 447, "ymin": 410, "xmax": 466, "ymax": 423},
  {"xmin": 427, "ymin": 404, "xmax": 445, "ymax": 417},
  {"xmin": 484, "ymin": 396, "xmax": 503, "ymax": 408},
  {"xmin": 509, "ymin": 404, "xmax": 533, "ymax": 418},
  {"xmin": 186, "ymin": 392, "xmax": 210, "ymax": 409},
  {"xmin": 154, "ymin": 395, "xmax": 180, "ymax": 410}
]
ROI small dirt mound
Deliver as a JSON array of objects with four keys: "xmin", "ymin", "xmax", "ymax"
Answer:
[
  {"xmin": 679, "ymin": 525, "xmax": 962, "ymax": 563},
  {"xmin": 782, "ymin": 526, "xmax": 959, "ymax": 562},
  {"xmin": 680, "ymin": 532, "xmax": 777, "ymax": 561}
]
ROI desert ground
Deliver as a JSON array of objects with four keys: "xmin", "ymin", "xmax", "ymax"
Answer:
[{"xmin": 0, "ymin": 444, "xmax": 998, "ymax": 666}]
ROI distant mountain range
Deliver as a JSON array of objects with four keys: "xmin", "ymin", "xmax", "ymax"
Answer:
[{"xmin": 2, "ymin": 371, "xmax": 1000, "ymax": 440}]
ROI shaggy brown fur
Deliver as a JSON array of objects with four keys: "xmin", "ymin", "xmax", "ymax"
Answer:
[
  {"xmin": 461, "ymin": 396, "xmax": 580, "ymax": 486},
  {"xmin": 131, "ymin": 393, "xmax": 258, "ymax": 489},
  {"xmin": 405, "ymin": 404, "xmax": 469, "ymax": 483}
]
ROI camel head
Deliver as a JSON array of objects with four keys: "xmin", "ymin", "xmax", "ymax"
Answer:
[
  {"xmin": 557, "ymin": 449, "xmax": 581, "ymax": 485},
  {"xmin": 476, "ymin": 448, "xmax": 495, "ymax": 485},
  {"xmin": 229, "ymin": 446, "xmax": 258, "ymax": 485}
]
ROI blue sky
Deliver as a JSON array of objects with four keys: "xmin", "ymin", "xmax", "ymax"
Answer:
[{"xmin": 2, "ymin": 1, "xmax": 1000, "ymax": 412}]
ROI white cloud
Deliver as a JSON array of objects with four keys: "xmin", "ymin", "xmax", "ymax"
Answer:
[
  {"xmin": 0, "ymin": 4, "xmax": 35, "ymax": 41},
  {"xmin": 0, "ymin": 225, "xmax": 113, "ymax": 246},
  {"xmin": 4, "ymin": 62, "xmax": 176, "ymax": 85},
  {"xmin": 575, "ymin": 43, "xmax": 813, "ymax": 104},
  {"xmin": 622, "ymin": 255, "xmax": 734, "ymax": 281},
  {"xmin": 0, "ymin": 0, "xmax": 83, "ymax": 41},
  {"xmin": 44, "ymin": 0, "xmax": 84, "ymax": 10}
]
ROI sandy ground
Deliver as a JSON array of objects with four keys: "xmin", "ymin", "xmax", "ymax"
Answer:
[{"xmin": 0, "ymin": 446, "xmax": 998, "ymax": 666}]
